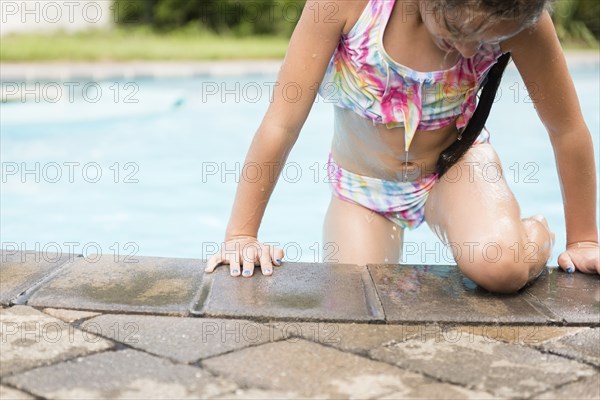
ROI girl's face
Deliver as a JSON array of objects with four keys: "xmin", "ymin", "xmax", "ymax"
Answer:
[{"xmin": 418, "ymin": 1, "xmax": 527, "ymax": 58}]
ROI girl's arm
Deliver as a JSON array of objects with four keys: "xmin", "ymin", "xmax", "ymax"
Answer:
[
  {"xmin": 224, "ymin": 0, "xmax": 347, "ymax": 241},
  {"xmin": 501, "ymin": 11, "xmax": 599, "ymax": 274}
]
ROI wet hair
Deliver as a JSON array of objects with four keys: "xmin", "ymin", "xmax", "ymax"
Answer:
[
  {"xmin": 431, "ymin": 0, "xmax": 552, "ymax": 178},
  {"xmin": 427, "ymin": 0, "xmax": 553, "ymax": 38}
]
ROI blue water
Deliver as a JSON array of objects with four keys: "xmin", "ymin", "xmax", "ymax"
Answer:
[{"xmin": 1, "ymin": 62, "xmax": 598, "ymax": 265}]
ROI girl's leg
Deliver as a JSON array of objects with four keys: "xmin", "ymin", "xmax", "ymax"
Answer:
[
  {"xmin": 322, "ymin": 195, "xmax": 404, "ymax": 266},
  {"xmin": 423, "ymin": 143, "xmax": 554, "ymax": 293}
]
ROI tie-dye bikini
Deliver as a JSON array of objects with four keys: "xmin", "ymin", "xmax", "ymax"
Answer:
[{"xmin": 318, "ymin": 0, "xmax": 506, "ymax": 229}]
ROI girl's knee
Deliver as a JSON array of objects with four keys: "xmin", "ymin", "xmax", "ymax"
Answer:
[
  {"xmin": 455, "ymin": 242, "xmax": 531, "ymax": 293},
  {"xmin": 461, "ymin": 261, "xmax": 530, "ymax": 294}
]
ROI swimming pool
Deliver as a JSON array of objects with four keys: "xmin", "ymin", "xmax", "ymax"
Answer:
[{"xmin": 1, "ymin": 61, "xmax": 598, "ymax": 266}]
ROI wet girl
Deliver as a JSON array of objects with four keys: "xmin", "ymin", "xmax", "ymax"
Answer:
[{"xmin": 205, "ymin": 0, "xmax": 599, "ymax": 292}]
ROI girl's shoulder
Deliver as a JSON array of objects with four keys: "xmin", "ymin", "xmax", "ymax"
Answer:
[{"xmin": 340, "ymin": 0, "xmax": 372, "ymax": 36}]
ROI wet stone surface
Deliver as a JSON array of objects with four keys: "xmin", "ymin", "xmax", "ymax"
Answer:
[
  {"xmin": 0, "ymin": 250, "xmax": 71, "ymax": 305},
  {"xmin": 537, "ymin": 327, "xmax": 600, "ymax": 367},
  {"xmin": 26, "ymin": 255, "xmax": 205, "ymax": 316},
  {"xmin": 369, "ymin": 331, "xmax": 597, "ymax": 398},
  {"xmin": 4, "ymin": 349, "xmax": 238, "ymax": 399},
  {"xmin": 524, "ymin": 268, "xmax": 600, "ymax": 324},
  {"xmin": 0, "ymin": 306, "xmax": 113, "ymax": 377},
  {"xmin": 82, "ymin": 314, "xmax": 283, "ymax": 363},
  {"xmin": 202, "ymin": 338, "xmax": 495, "ymax": 399},
  {"xmin": 368, "ymin": 264, "xmax": 550, "ymax": 323},
  {"xmin": 195, "ymin": 263, "xmax": 384, "ymax": 322}
]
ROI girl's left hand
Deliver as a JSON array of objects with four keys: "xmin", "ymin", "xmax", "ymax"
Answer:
[{"xmin": 557, "ymin": 241, "xmax": 600, "ymax": 274}]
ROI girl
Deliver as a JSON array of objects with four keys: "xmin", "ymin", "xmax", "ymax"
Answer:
[{"xmin": 205, "ymin": 0, "xmax": 599, "ymax": 293}]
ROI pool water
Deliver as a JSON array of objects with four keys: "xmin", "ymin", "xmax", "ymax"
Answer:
[{"xmin": 1, "ymin": 62, "xmax": 598, "ymax": 266}]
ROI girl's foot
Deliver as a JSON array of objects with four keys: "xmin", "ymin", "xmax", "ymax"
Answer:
[
  {"xmin": 519, "ymin": 214, "xmax": 555, "ymax": 282},
  {"xmin": 522, "ymin": 214, "xmax": 555, "ymax": 262},
  {"xmin": 529, "ymin": 214, "xmax": 556, "ymax": 250}
]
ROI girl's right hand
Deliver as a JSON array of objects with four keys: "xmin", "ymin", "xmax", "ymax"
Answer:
[{"xmin": 204, "ymin": 236, "xmax": 284, "ymax": 277}]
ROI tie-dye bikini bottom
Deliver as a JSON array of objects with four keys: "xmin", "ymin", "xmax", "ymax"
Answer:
[{"xmin": 326, "ymin": 128, "xmax": 491, "ymax": 230}]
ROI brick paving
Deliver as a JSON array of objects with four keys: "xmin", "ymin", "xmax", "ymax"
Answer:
[{"xmin": 1, "ymin": 251, "xmax": 599, "ymax": 399}]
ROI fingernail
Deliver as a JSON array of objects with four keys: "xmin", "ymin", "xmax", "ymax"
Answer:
[
  {"xmin": 264, "ymin": 269, "xmax": 272, "ymax": 274},
  {"xmin": 566, "ymin": 266, "xmax": 574, "ymax": 274},
  {"xmin": 243, "ymin": 270, "xmax": 252, "ymax": 275},
  {"xmin": 275, "ymin": 258, "xmax": 281, "ymax": 264},
  {"xmin": 231, "ymin": 269, "xmax": 239, "ymax": 275}
]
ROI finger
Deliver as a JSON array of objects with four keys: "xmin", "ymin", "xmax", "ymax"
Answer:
[
  {"xmin": 578, "ymin": 257, "xmax": 598, "ymax": 275},
  {"xmin": 557, "ymin": 251, "xmax": 575, "ymax": 274},
  {"xmin": 259, "ymin": 245, "xmax": 274, "ymax": 276},
  {"xmin": 228, "ymin": 253, "xmax": 241, "ymax": 277},
  {"xmin": 205, "ymin": 253, "xmax": 224, "ymax": 273},
  {"xmin": 270, "ymin": 246, "xmax": 285, "ymax": 267},
  {"xmin": 242, "ymin": 243, "xmax": 258, "ymax": 277}
]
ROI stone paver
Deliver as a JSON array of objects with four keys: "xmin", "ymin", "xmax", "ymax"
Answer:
[
  {"xmin": 281, "ymin": 322, "xmax": 589, "ymax": 354},
  {"xmin": 267, "ymin": 321, "xmax": 445, "ymax": 355},
  {"xmin": 378, "ymin": 386, "xmax": 497, "ymax": 400},
  {"xmin": 4, "ymin": 349, "xmax": 238, "ymax": 399},
  {"xmin": 81, "ymin": 314, "xmax": 283, "ymax": 363},
  {"xmin": 455, "ymin": 325, "xmax": 586, "ymax": 345},
  {"xmin": 211, "ymin": 388, "xmax": 309, "ymax": 399},
  {"xmin": 368, "ymin": 331, "xmax": 597, "ymax": 398},
  {"xmin": 533, "ymin": 375, "xmax": 600, "ymax": 399},
  {"xmin": 0, "ymin": 306, "xmax": 113, "ymax": 377},
  {"xmin": 537, "ymin": 327, "xmax": 600, "ymax": 367},
  {"xmin": 524, "ymin": 268, "xmax": 600, "ymax": 324},
  {"xmin": 203, "ymin": 338, "xmax": 495, "ymax": 399},
  {"xmin": 42, "ymin": 308, "xmax": 101, "ymax": 323},
  {"xmin": 27, "ymin": 255, "xmax": 205, "ymax": 316},
  {"xmin": 195, "ymin": 263, "xmax": 384, "ymax": 322},
  {"xmin": 368, "ymin": 264, "xmax": 550, "ymax": 323},
  {"xmin": 0, "ymin": 385, "xmax": 34, "ymax": 399},
  {"xmin": 0, "ymin": 250, "xmax": 71, "ymax": 305}
]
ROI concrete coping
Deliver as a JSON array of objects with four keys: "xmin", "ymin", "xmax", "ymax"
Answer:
[
  {"xmin": 2, "ymin": 251, "xmax": 599, "ymax": 325},
  {"xmin": 0, "ymin": 51, "xmax": 598, "ymax": 82}
]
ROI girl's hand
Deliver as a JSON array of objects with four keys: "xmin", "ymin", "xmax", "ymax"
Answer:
[
  {"xmin": 557, "ymin": 241, "xmax": 600, "ymax": 275},
  {"xmin": 204, "ymin": 235, "xmax": 285, "ymax": 277}
]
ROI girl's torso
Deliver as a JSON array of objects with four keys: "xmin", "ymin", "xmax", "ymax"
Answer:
[{"xmin": 321, "ymin": 0, "xmax": 504, "ymax": 181}]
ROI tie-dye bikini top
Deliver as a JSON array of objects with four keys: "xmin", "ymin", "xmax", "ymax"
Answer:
[{"xmin": 317, "ymin": 0, "xmax": 506, "ymax": 151}]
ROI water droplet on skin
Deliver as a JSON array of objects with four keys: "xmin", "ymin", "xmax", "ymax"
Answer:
[
  {"xmin": 260, "ymin": 187, "xmax": 265, "ymax": 191},
  {"xmin": 312, "ymin": 53, "xmax": 317, "ymax": 59},
  {"xmin": 392, "ymin": 226, "xmax": 397, "ymax": 231},
  {"xmin": 390, "ymin": 234, "xmax": 395, "ymax": 239},
  {"xmin": 384, "ymin": 258, "xmax": 389, "ymax": 262}
]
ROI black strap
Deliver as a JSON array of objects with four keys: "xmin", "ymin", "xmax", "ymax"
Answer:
[{"xmin": 434, "ymin": 52, "xmax": 512, "ymax": 178}]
